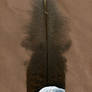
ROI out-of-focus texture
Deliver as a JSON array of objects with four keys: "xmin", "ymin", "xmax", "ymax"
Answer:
[
  {"xmin": 0, "ymin": 0, "xmax": 32, "ymax": 92},
  {"xmin": 58, "ymin": 0, "xmax": 92, "ymax": 92}
]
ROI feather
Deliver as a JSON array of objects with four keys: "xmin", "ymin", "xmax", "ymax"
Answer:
[{"xmin": 21, "ymin": 0, "xmax": 71, "ymax": 91}]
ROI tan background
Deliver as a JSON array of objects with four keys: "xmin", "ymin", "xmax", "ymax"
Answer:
[{"xmin": 0, "ymin": 0, "xmax": 92, "ymax": 92}]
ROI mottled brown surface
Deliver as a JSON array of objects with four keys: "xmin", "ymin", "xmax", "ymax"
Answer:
[{"xmin": 0, "ymin": 0, "xmax": 92, "ymax": 92}]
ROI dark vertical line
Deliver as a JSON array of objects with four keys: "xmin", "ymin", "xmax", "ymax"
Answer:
[{"xmin": 43, "ymin": 0, "xmax": 48, "ymax": 84}]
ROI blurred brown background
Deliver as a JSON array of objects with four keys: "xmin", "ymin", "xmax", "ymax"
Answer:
[{"xmin": 0, "ymin": 0, "xmax": 92, "ymax": 92}]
